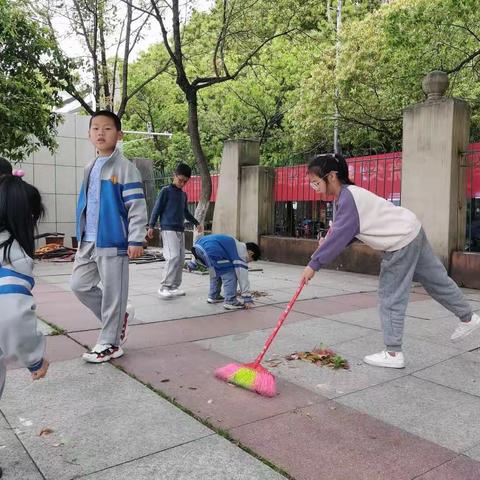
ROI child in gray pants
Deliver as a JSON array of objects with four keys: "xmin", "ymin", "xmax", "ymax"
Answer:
[
  {"xmin": 301, "ymin": 153, "xmax": 478, "ymax": 369},
  {"xmin": 71, "ymin": 111, "xmax": 147, "ymax": 364},
  {"xmin": 147, "ymin": 163, "xmax": 203, "ymax": 298}
]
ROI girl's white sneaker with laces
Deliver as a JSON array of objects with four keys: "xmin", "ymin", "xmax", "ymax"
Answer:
[
  {"xmin": 451, "ymin": 313, "xmax": 480, "ymax": 341},
  {"xmin": 363, "ymin": 350, "xmax": 405, "ymax": 368}
]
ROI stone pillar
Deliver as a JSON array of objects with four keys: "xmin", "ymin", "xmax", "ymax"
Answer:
[
  {"xmin": 212, "ymin": 139, "xmax": 260, "ymax": 237},
  {"xmin": 239, "ymin": 165, "xmax": 275, "ymax": 242},
  {"xmin": 402, "ymin": 71, "xmax": 470, "ymax": 266}
]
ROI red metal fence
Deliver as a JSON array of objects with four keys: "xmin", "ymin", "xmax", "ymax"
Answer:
[{"xmin": 178, "ymin": 144, "xmax": 479, "ymax": 247}]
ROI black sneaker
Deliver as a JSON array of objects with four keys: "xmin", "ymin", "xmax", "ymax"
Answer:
[
  {"xmin": 207, "ymin": 295, "xmax": 224, "ymax": 304},
  {"xmin": 82, "ymin": 344, "xmax": 124, "ymax": 363},
  {"xmin": 223, "ymin": 300, "xmax": 245, "ymax": 310}
]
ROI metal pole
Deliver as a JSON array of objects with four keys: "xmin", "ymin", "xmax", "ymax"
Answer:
[{"xmin": 333, "ymin": 0, "xmax": 343, "ymax": 155}]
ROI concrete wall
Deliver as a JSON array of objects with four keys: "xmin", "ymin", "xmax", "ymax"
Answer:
[
  {"xmin": 21, "ymin": 114, "xmax": 94, "ymax": 246},
  {"xmin": 260, "ymin": 236, "xmax": 382, "ymax": 275}
]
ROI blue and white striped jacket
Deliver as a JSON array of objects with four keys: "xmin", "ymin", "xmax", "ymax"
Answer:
[
  {"xmin": 76, "ymin": 148, "xmax": 148, "ymax": 256},
  {"xmin": 0, "ymin": 232, "xmax": 45, "ymax": 374}
]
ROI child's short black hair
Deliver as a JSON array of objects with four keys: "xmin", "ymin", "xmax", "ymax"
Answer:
[
  {"xmin": 175, "ymin": 163, "xmax": 192, "ymax": 178},
  {"xmin": 246, "ymin": 242, "xmax": 261, "ymax": 261},
  {"xmin": 0, "ymin": 157, "xmax": 12, "ymax": 175},
  {"xmin": 0, "ymin": 176, "xmax": 45, "ymax": 262},
  {"xmin": 89, "ymin": 110, "xmax": 122, "ymax": 131}
]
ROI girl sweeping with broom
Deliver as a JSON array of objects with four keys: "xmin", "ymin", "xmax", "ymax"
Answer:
[{"xmin": 301, "ymin": 153, "xmax": 478, "ymax": 368}]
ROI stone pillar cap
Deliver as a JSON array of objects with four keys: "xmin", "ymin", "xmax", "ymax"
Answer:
[{"xmin": 422, "ymin": 71, "xmax": 449, "ymax": 101}]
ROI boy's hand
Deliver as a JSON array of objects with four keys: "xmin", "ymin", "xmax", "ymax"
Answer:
[
  {"xmin": 128, "ymin": 246, "xmax": 144, "ymax": 259},
  {"xmin": 147, "ymin": 228, "xmax": 155, "ymax": 239},
  {"xmin": 31, "ymin": 359, "xmax": 49, "ymax": 381},
  {"xmin": 301, "ymin": 266, "xmax": 315, "ymax": 284},
  {"xmin": 196, "ymin": 224, "xmax": 204, "ymax": 234},
  {"xmin": 244, "ymin": 302, "xmax": 254, "ymax": 310},
  {"xmin": 318, "ymin": 237, "xmax": 325, "ymax": 247}
]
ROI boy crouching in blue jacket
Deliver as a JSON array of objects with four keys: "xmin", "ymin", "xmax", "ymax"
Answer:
[{"xmin": 190, "ymin": 234, "xmax": 261, "ymax": 310}]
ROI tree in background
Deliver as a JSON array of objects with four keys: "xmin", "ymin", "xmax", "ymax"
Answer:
[
  {"xmin": 0, "ymin": 0, "xmax": 70, "ymax": 161},
  {"xmin": 291, "ymin": 0, "xmax": 480, "ymax": 155},
  {"xmin": 33, "ymin": 0, "xmax": 169, "ymax": 117},
  {"xmin": 136, "ymin": 0, "xmax": 322, "ymax": 224}
]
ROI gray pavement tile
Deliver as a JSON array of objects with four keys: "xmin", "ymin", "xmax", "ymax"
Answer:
[
  {"xmin": 127, "ymin": 293, "xmax": 166, "ymax": 308},
  {"xmin": 196, "ymin": 317, "xmax": 370, "ymax": 364},
  {"xmin": 337, "ymin": 376, "xmax": 480, "ymax": 452},
  {"xmin": 1, "ymin": 359, "xmax": 211, "ymax": 480},
  {"xmin": 255, "ymin": 286, "xmax": 346, "ymax": 306},
  {"xmin": 80, "ymin": 435, "xmax": 285, "ymax": 480},
  {"xmin": 134, "ymin": 299, "xmax": 226, "ymax": 323},
  {"xmin": 0, "ymin": 414, "xmax": 43, "ymax": 480},
  {"xmin": 414, "ymin": 351, "xmax": 480, "ymax": 397},
  {"xmin": 403, "ymin": 315, "xmax": 480, "ymax": 351},
  {"xmin": 264, "ymin": 354, "xmax": 407, "ymax": 399},
  {"xmin": 406, "ymin": 299, "xmax": 480, "ymax": 320},
  {"xmin": 466, "ymin": 443, "xmax": 480, "ymax": 462},
  {"xmin": 333, "ymin": 331, "xmax": 461, "ymax": 372},
  {"xmin": 325, "ymin": 307, "xmax": 382, "ymax": 330}
]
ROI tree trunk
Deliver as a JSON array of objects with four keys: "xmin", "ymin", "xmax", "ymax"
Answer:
[{"xmin": 187, "ymin": 90, "xmax": 212, "ymax": 227}]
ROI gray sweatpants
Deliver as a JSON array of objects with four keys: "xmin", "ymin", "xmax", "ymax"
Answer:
[
  {"xmin": 161, "ymin": 231, "xmax": 185, "ymax": 290},
  {"xmin": 70, "ymin": 242, "xmax": 129, "ymax": 346},
  {"xmin": 0, "ymin": 358, "xmax": 5, "ymax": 400},
  {"xmin": 380, "ymin": 228, "xmax": 473, "ymax": 351}
]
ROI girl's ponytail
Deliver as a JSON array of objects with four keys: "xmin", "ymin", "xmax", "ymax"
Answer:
[{"xmin": 308, "ymin": 153, "xmax": 354, "ymax": 185}]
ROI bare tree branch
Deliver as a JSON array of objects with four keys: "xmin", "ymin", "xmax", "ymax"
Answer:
[{"xmin": 446, "ymin": 48, "xmax": 480, "ymax": 74}]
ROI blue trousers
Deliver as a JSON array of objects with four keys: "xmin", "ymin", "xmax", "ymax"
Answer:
[{"xmin": 209, "ymin": 269, "xmax": 237, "ymax": 304}]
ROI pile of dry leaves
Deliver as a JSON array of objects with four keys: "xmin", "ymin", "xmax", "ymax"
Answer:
[{"xmin": 285, "ymin": 345, "xmax": 349, "ymax": 370}]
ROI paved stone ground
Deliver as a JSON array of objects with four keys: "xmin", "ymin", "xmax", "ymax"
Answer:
[{"xmin": 2, "ymin": 256, "xmax": 480, "ymax": 479}]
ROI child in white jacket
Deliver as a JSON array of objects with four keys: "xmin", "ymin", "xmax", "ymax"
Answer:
[{"xmin": 0, "ymin": 174, "xmax": 49, "ymax": 401}]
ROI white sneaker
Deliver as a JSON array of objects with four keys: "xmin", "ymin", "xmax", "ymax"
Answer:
[
  {"xmin": 363, "ymin": 351, "xmax": 405, "ymax": 369},
  {"xmin": 451, "ymin": 313, "xmax": 480, "ymax": 341},
  {"xmin": 158, "ymin": 288, "xmax": 174, "ymax": 299},
  {"xmin": 82, "ymin": 344, "xmax": 124, "ymax": 363},
  {"xmin": 170, "ymin": 288, "xmax": 186, "ymax": 297}
]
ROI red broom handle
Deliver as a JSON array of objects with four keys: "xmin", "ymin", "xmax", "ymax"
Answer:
[{"xmin": 253, "ymin": 279, "xmax": 306, "ymax": 367}]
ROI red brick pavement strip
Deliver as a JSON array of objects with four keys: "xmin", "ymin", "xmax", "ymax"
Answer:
[
  {"xmin": 70, "ymin": 306, "xmax": 314, "ymax": 352},
  {"xmin": 113, "ymin": 342, "xmax": 324, "ymax": 430},
  {"xmin": 229, "ymin": 403, "xmax": 479, "ymax": 480},
  {"xmin": 415, "ymin": 455, "xmax": 480, "ymax": 480}
]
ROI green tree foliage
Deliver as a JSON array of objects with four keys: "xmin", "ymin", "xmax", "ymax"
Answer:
[
  {"xmin": 0, "ymin": 0, "xmax": 69, "ymax": 162},
  {"xmin": 123, "ymin": 0, "xmax": 480, "ymax": 167},
  {"xmin": 292, "ymin": 0, "xmax": 480, "ymax": 155}
]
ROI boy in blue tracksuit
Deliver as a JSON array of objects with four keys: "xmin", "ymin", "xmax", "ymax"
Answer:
[
  {"xmin": 71, "ymin": 111, "xmax": 147, "ymax": 364},
  {"xmin": 190, "ymin": 234, "xmax": 261, "ymax": 310}
]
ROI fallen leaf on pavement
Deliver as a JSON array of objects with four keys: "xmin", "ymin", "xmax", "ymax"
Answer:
[{"xmin": 39, "ymin": 428, "xmax": 54, "ymax": 437}]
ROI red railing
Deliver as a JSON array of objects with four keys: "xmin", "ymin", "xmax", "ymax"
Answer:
[{"xmin": 184, "ymin": 144, "xmax": 480, "ymax": 204}]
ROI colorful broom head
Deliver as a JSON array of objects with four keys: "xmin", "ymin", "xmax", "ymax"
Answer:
[{"xmin": 215, "ymin": 362, "xmax": 276, "ymax": 397}]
